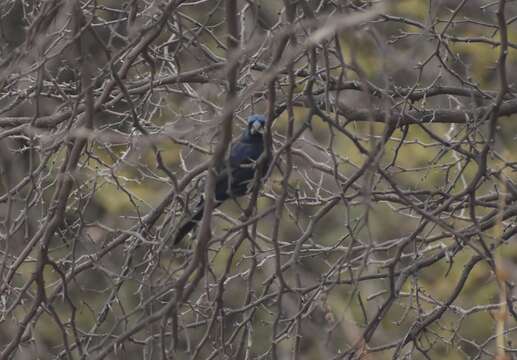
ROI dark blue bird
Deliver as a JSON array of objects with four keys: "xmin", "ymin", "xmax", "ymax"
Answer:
[{"xmin": 173, "ymin": 114, "xmax": 266, "ymax": 244}]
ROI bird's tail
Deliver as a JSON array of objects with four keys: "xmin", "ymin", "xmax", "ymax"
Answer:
[{"xmin": 173, "ymin": 200, "xmax": 204, "ymax": 244}]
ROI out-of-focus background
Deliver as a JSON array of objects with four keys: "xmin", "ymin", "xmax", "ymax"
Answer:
[{"xmin": 2, "ymin": 0, "xmax": 517, "ymax": 359}]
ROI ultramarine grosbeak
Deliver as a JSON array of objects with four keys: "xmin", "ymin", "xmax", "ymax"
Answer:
[{"xmin": 173, "ymin": 114, "xmax": 267, "ymax": 244}]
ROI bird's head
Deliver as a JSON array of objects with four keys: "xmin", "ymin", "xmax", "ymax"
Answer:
[{"xmin": 247, "ymin": 114, "xmax": 266, "ymax": 136}]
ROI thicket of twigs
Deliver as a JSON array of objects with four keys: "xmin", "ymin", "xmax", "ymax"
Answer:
[{"xmin": 2, "ymin": 0, "xmax": 517, "ymax": 359}]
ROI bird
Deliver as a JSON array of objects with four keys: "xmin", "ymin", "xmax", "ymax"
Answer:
[{"xmin": 173, "ymin": 114, "xmax": 267, "ymax": 244}]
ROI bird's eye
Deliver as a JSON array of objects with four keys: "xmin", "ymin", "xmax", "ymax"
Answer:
[{"xmin": 251, "ymin": 121, "xmax": 263, "ymax": 134}]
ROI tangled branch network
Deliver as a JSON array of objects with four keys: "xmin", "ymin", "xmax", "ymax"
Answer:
[{"xmin": 1, "ymin": 0, "xmax": 517, "ymax": 359}]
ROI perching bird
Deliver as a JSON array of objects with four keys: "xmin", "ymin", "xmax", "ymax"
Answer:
[{"xmin": 173, "ymin": 114, "xmax": 267, "ymax": 244}]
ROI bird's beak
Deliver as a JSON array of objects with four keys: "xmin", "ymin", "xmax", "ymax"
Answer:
[{"xmin": 251, "ymin": 121, "xmax": 263, "ymax": 135}]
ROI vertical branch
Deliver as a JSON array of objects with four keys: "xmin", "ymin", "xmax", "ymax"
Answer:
[
  {"xmin": 495, "ymin": 182, "xmax": 509, "ymax": 360},
  {"xmin": 191, "ymin": 0, "xmax": 239, "ymax": 276},
  {"xmin": 494, "ymin": 2, "xmax": 509, "ymax": 357},
  {"xmin": 167, "ymin": 0, "xmax": 241, "ymax": 351},
  {"xmin": 269, "ymin": 1, "xmax": 298, "ymax": 358},
  {"xmin": 0, "ymin": 1, "xmax": 94, "ymax": 358}
]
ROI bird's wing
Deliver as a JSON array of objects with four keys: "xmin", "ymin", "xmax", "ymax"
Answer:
[{"xmin": 173, "ymin": 199, "xmax": 204, "ymax": 244}]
